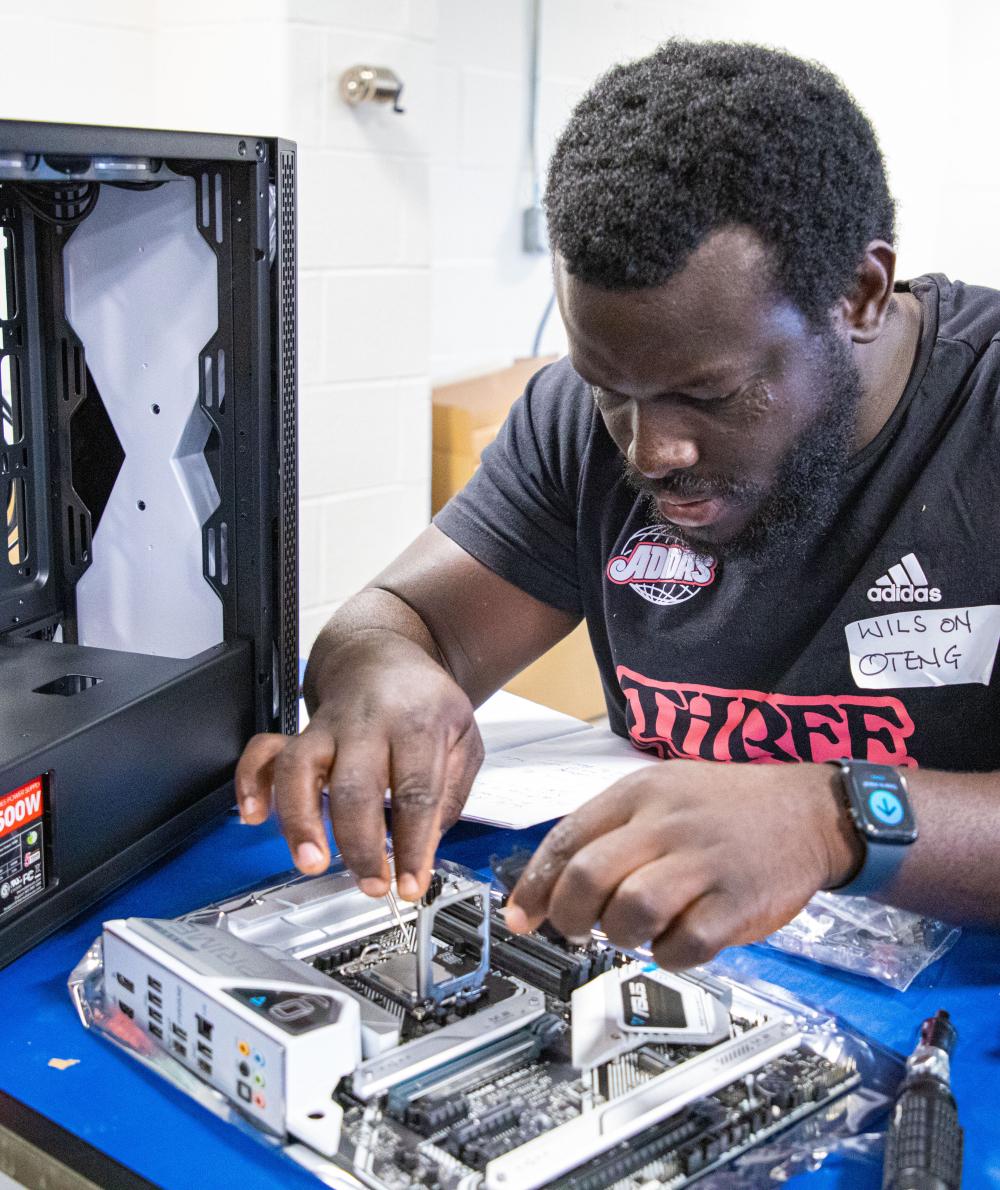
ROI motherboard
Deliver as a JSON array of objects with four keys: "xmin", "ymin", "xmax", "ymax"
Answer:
[{"xmin": 98, "ymin": 862, "xmax": 860, "ymax": 1189}]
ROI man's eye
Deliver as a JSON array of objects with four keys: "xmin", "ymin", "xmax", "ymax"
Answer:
[{"xmin": 714, "ymin": 387, "xmax": 740, "ymax": 406}]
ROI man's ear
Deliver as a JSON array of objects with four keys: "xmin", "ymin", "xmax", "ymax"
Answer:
[{"xmin": 837, "ymin": 241, "xmax": 897, "ymax": 344}]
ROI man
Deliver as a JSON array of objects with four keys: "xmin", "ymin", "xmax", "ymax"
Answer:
[{"xmin": 237, "ymin": 42, "xmax": 1000, "ymax": 969}]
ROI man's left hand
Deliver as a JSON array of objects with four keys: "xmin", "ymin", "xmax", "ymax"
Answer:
[{"xmin": 504, "ymin": 760, "xmax": 863, "ymax": 969}]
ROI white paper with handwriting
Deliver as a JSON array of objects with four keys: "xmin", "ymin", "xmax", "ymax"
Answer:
[
  {"xmin": 473, "ymin": 690, "xmax": 592, "ymax": 754},
  {"xmin": 460, "ymin": 728, "xmax": 660, "ymax": 828}
]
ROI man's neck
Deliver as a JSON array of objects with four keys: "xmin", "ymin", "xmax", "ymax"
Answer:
[{"xmin": 852, "ymin": 290, "xmax": 924, "ymax": 450}]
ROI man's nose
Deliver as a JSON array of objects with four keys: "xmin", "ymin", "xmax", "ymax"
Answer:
[{"xmin": 627, "ymin": 403, "xmax": 700, "ymax": 478}]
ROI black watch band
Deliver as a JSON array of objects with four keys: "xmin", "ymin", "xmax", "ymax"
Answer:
[{"xmin": 829, "ymin": 760, "xmax": 918, "ymax": 896}]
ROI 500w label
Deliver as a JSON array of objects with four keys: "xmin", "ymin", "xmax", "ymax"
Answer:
[{"xmin": 0, "ymin": 777, "xmax": 48, "ymax": 919}]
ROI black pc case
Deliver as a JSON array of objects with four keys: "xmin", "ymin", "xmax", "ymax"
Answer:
[{"xmin": 0, "ymin": 121, "xmax": 298, "ymax": 967}]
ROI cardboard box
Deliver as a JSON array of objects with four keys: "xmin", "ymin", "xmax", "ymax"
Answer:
[{"xmin": 433, "ymin": 357, "xmax": 607, "ymax": 720}]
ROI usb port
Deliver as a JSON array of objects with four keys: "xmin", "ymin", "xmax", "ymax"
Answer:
[
  {"xmin": 172, "ymin": 1041, "xmax": 187, "ymax": 1059},
  {"xmin": 147, "ymin": 976, "xmax": 162, "ymax": 993},
  {"xmin": 197, "ymin": 1058, "xmax": 212, "ymax": 1076},
  {"xmin": 172, "ymin": 1024, "xmax": 187, "ymax": 1041},
  {"xmin": 148, "ymin": 1007, "xmax": 163, "ymax": 1024},
  {"xmin": 196, "ymin": 1040, "xmax": 212, "ymax": 1058},
  {"xmin": 115, "ymin": 973, "xmax": 135, "ymax": 994},
  {"xmin": 147, "ymin": 991, "xmax": 162, "ymax": 1009},
  {"xmin": 149, "ymin": 1023, "xmax": 163, "ymax": 1040},
  {"xmin": 118, "ymin": 999, "xmax": 134, "ymax": 1020},
  {"xmin": 196, "ymin": 1015, "xmax": 213, "ymax": 1040}
]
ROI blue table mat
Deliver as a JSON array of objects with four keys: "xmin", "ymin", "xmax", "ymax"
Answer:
[{"xmin": 0, "ymin": 807, "xmax": 997, "ymax": 1188}]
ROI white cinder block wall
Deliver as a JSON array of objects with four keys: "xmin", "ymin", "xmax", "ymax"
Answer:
[
  {"xmin": 156, "ymin": 0, "xmax": 437, "ymax": 653},
  {"xmin": 278, "ymin": 1, "xmax": 435, "ymax": 652},
  {"xmin": 3, "ymin": 0, "xmax": 1000, "ymax": 660},
  {"xmin": 430, "ymin": 0, "xmax": 1000, "ymax": 391}
]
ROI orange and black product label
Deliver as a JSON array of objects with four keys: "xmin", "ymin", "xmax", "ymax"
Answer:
[{"xmin": 0, "ymin": 776, "xmax": 48, "ymax": 919}]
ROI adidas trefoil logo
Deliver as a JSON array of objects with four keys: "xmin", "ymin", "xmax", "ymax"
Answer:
[{"xmin": 867, "ymin": 552, "xmax": 941, "ymax": 603}]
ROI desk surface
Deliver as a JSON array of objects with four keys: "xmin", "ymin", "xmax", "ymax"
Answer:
[{"xmin": 0, "ymin": 808, "xmax": 997, "ymax": 1189}]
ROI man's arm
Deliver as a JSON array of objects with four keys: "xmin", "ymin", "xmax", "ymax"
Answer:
[
  {"xmin": 880, "ymin": 767, "xmax": 1000, "ymax": 923},
  {"xmin": 504, "ymin": 760, "xmax": 1000, "ymax": 967},
  {"xmin": 305, "ymin": 525, "xmax": 580, "ymax": 712},
  {"xmin": 236, "ymin": 525, "xmax": 579, "ymax": 898}
]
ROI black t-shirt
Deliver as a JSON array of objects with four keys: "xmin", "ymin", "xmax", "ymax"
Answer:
[{"xmin": 435, "ymin": 275, "xmax": 1000, "ymax": 772}]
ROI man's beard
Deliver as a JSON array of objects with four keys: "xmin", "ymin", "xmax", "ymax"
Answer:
[{"xmin": 623, "ymin": 332, "xmax": 864, "ymax": 564}]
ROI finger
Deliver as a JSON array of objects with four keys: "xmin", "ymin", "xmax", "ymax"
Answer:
[
  {"xmin": 650, "ymin": 890, "xmax": 735, "ymax": 970},
  {"xmin": 326, "ymin": 742, "xmax": 392, "ymax": 896},
  {"xmin": 505, "ymin": 781, "xmax": 637, "ymax": 931},
  {"xmin": 234, "ymin": 733, "xmax": 288, "ymax": 823},
  {"xmin": 272, "ymin": 728, "xmax": 336, "ymax": 875},
  {"xmin": 437, "ymin": 724, "xmax": 485, "ymax": 835},
  {"xmin": 599, "ymin": 854, "xmax": 709, "ymax": 951},
  {"xmin": 388, "ymin": 726, "xmax": 450, "ymax": 900},
  {"xmin": 541, "ymin": 831, "xmax": 699, "ymax": 943}
]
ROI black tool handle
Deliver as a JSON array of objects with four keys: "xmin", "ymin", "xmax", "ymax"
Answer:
[{"xmin": 883, "ymin": 1077, "xmax": 963, "ymax": 1190}]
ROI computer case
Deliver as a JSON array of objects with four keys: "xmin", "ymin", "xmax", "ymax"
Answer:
[{"xmin": 0, "ymin": 121, "xmax": 298, "ymax": 966}]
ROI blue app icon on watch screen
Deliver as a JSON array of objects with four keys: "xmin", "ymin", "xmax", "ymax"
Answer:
[{"xmin": 868, "ymin": 788, "xmax": 904, "ymax": 826}]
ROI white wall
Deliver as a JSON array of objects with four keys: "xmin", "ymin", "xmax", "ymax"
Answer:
[
  {"xmin": 430, "ymin": 0, "xmax": 1000, "ymax": 389},
  {"xmin": 3, "ymin": 1, "xmax": 999, "ymax": 656}
]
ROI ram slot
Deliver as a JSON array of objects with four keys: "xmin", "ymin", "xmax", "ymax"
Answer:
[{"xmin": 435, "ymin": 905, "xmax": 598, "ymax": 999}]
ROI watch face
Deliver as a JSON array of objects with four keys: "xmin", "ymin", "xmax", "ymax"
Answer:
[{"xmin": 846, "ymin": 764, "xmax": 917, "ymax": 843}]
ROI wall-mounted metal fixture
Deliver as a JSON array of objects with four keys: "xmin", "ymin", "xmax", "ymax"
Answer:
[{"xmin": 339, "ymin": 66, "xmax": 405, "ymax": 114}]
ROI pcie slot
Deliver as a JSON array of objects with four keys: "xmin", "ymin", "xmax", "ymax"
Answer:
[
  {"xmin": 546, "ymin": 1104, "xmax": 706, "ymax": 1189},
  {"xmin": 351, "ymin": 985, "xmax": 546, "ymax": 1100},
  {"xmin": 386, "ymin": 1030, "xmax": 542, "ymax": 1117},
  {"xmin": 483, "ymin": 1017, "xmax": 801, "ymax": 1189}
]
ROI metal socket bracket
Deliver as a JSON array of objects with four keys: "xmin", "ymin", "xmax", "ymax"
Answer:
[{"xmin": 416, "ymin": 877, "xmax": 491, "ymax": 1006}]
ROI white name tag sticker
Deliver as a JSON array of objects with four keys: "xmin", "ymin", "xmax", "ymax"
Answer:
[{"xmin": 845, "ymin": 604, "xmax": 1000, "ymax": 689}]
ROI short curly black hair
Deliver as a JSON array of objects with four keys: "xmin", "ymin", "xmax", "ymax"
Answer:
[{"xmin": 545, "ymin": 40, "xmax": 895, "ymax": 324}]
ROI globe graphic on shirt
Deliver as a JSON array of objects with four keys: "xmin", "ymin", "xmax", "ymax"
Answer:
[{"xmin": 606, "ymin": 523, "xmax": 718, "ymax": 606}]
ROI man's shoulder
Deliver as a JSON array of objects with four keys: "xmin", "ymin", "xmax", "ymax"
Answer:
[
  {"xmin": 526, "ymin": 355, "xmax": 592, "ymax": 404},
  {"xmin": 911, "ymin": 274, "xmax": 1000, "ymax": 355},
  {"xmin": 518, "ymin": 355, "xmax": 600, "ymax": 449}
]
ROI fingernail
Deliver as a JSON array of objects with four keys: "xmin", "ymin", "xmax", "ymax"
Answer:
[
  {"xmin": 502, "ymin": 904, "xmax": 529, "ymax": 933},
  {"xmin": 359, "ymin": 876, "xmax": 388, "ymax": 897},
  {"xmin": 397, "ymin": 873, "xmax": 420, "ymax": 900},
  {"xmin": 295, "ymin": 841, "xmax": 326, "ymax": 871},
  {"xmin": 240, "ymin": 797, "xmax": 260, "ymax": 821}
]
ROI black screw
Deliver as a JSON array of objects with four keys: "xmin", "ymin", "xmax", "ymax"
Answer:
[
  {"xmin": 255, "ymin": 141, "xmax": 266, "ymax": 161},
  {"xmin": 151, "ymin": 404, "xmax": 160, "ymax": 415},
  {"xmin": 137, "ymin": 500, "xmax": 146, "ymax": 511},
  {"xmin": 237, "ymin": 140, "xmax": 247, "ymax": 156}
]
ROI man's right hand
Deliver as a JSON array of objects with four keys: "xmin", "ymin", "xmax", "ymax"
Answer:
[
  {"xmin": 234, "ymin": 632, "xmax": 484, "ymax": 901},
  {"xmin": 234, "ymin": 524, "xmax": 579, "ymax": 902}
]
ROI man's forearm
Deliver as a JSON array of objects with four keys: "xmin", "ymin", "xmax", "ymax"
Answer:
[
  {"xmin": 880, "ymin": 768, "xmax": 1000, "ymax": 924},
  {"xmin": 302, "ymin": 587, "xmax": 447, "ymax": 717}
]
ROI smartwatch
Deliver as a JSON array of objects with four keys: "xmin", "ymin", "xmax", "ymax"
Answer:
[{"xmin": 829, "ymin": 760, "xmax": 918, "ymax": 896}]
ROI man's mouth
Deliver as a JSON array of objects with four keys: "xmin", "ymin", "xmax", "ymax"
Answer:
[{"xmin": 654, "ymin": 491, "xmax": 729, "ymax": 527}]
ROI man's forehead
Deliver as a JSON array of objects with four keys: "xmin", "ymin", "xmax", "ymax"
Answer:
[{"xmin": 555, "ymin": 228, "xmax": 804, "ymax": 393}]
